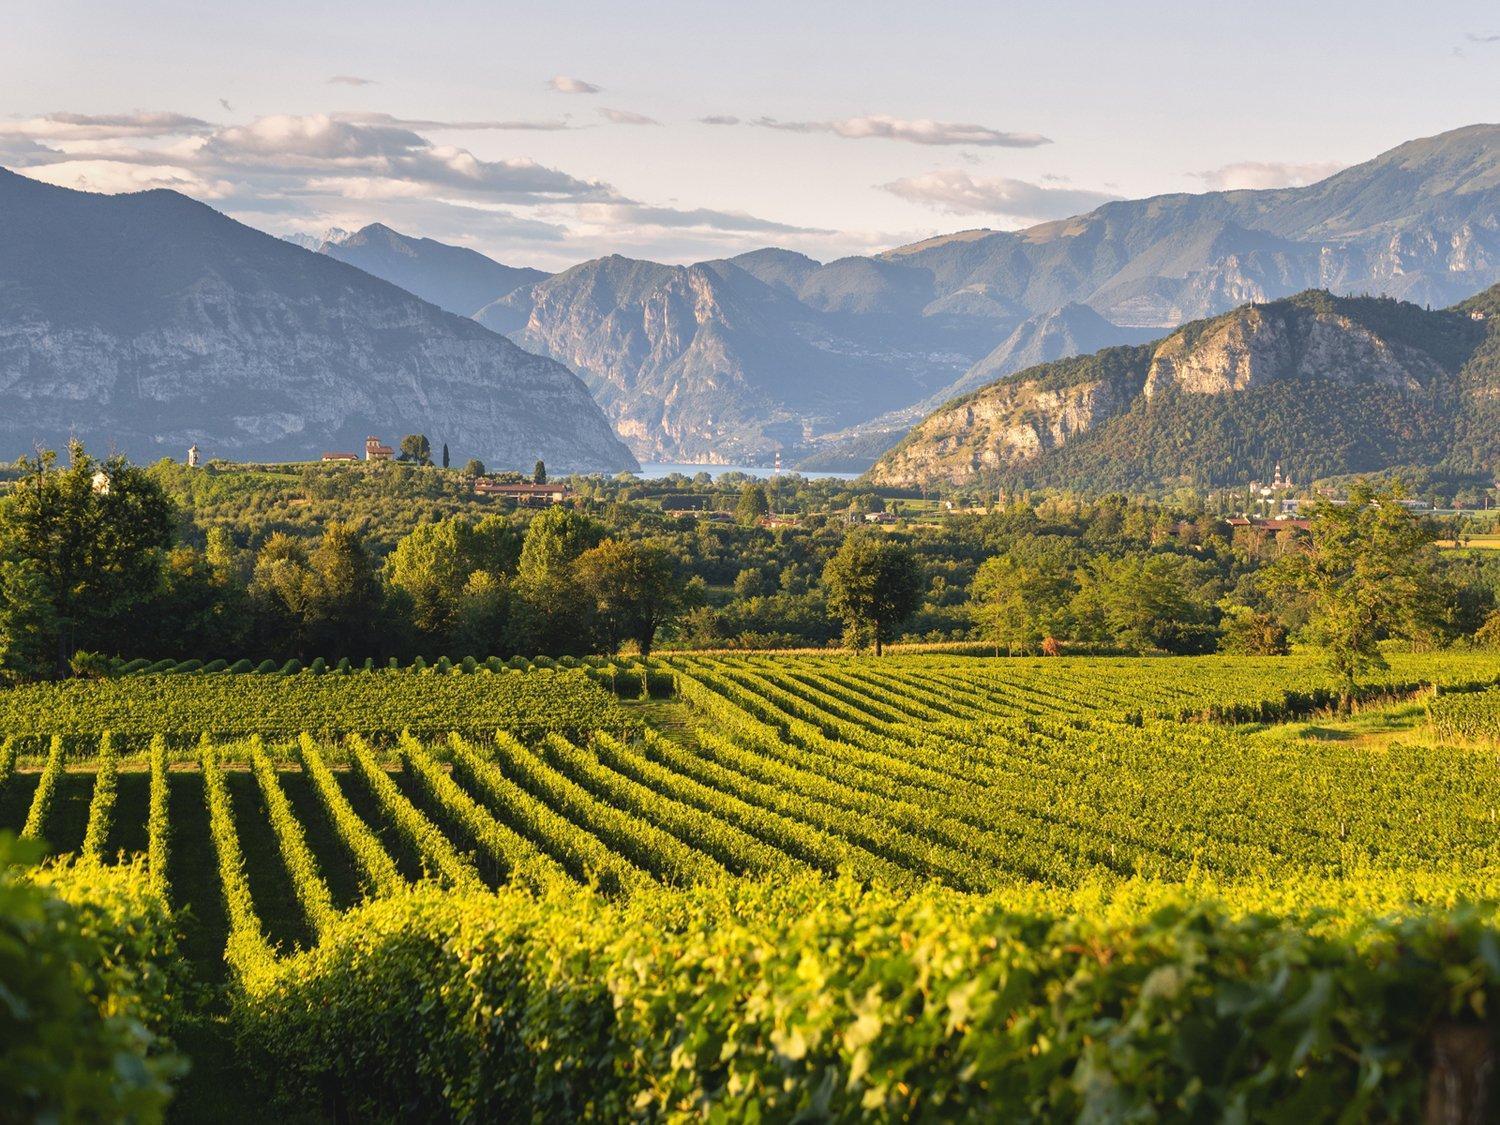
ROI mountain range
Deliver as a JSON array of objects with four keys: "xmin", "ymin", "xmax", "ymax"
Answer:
[
  {"xmin": 867, "ymin": 285, "xmax": 1499, "ymax": 491},
  {"xmin": 0, "ymin": 123, "xmax": 1495, "ymax": 485},
  {"xmin": 0, "ymin": 169, "xmax": 635, "ymax": 471},
  {"xmin": 306, "ymin": 124, "xmax": 1500, "ymax": 469}
]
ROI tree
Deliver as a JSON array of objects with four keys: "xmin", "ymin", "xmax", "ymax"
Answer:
[
  {"xmin": 0, "ymin": 444, "xmax": 175, "ymax": 669},
  {"xmin": 305, "ymin": 522, "xmax": 382, "ymax": 652},
  {"xmin": 517, "ymin": 507, "xmax": 602, "ymax": 584},
  {"xmin": 821, "ymin": 534, "xmax": 924, "ymax": 656},
  {"xmin": 736, "ymin": 484, "xmax": 770, "ymax": 525},
  {"xmin": 575, "ymin": 538, "xmax": 689, "ymax": 658},
  {"xmin": 0, "ymin": 559, "xmax": 58, "ymax": 681},
  {"xmin": 1217, "ymin": 605, "xmax": 1290, "ymax": 655},
  {"xmin": 386, "ymin": 515, "xmax": 521, "ymax": 640},
  {"xmin": 400, "ymin": 434, "xmax": 432, "ymax": 464},
  {"xmin": 1071, "ymin": 552, "xmax": 1220, "ymax": 654},
  {"xmin": 1266, "ymin": 484, "xmax": 1438, "ymax": 693},
  {"xmin": 970, "ymin": 537, "xmax": 1078, "ymax": 654},
  {"xmin": 533, "ymin": 460, "xmax": 547, "ymax": 485},
  {"xmin": 463, "ymin": 459, "xmax": 486, "ymax": 479},
  {"xmin": 441, "ymin": 443, "xmax": 450, "ymax": 469}
]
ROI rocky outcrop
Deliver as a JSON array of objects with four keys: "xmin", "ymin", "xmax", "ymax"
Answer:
[
  {"xmin": 868, "ymin": 288, "xmax": 1494, "ymax": 489},
  {"xmin": 1142, "ymin": 306, "xmax": 1438, "ymax": 400},
  {"xmin": 0, "ymin": 170, "xmax": 635, "ymax": 472}
]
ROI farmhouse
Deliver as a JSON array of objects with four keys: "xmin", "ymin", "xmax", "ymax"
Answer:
[
  {"xmin": 364, "ymin": 436, "xmax": 394, "ymax": 462},
  {"xmin": 321, "ymin": 451, "xmax": 359, "ymax": 462},
  {"xmin": 474, "ymin": 480, "xmax": 573, "ymax": 506}
]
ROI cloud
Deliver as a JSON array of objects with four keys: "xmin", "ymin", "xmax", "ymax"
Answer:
[
  {"xmin": 549, "ymin": 75, "xmax": 601, "ymax": 94},
  {"xmin": 0, "ymin": 111, "xmax": 213, "ymax": 140},
  {"xmin": 699, "ymin": 115, "xmax": 741, "ymax": 126},
  {"xmin": 753, "ymin": 114, "xmax": 1050, "ymax": 147},
  {"xmin": 575, "ymin": 202, "xmax": 831, "ymax": 235},
  {"xmin": 193, "ymin": 114, "xmax": 611, "ymax": 201},
  {"xmin": 1464, "ymin": 32, "xmax": 1500, "ymax": 42},
  {"xmin": 1191, "ymin": 160, "xmax": 1344, "ymax": 191},
  {"xmin": 328, "ymin": 75, "xmax": 377, "ymax": 86},
  {"xmin": 598, "ymin": 108, "xmax": 660, "ymax": 126},
  {"xmin": 880, "ymin": 169, "xmax": 1118, "ymax": 219},
  {"xmin": 335, "ymin": 111, "xmax": 572, "ymax": 132}
]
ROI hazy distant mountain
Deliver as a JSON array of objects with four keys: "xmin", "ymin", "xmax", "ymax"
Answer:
[
  {"xmin": 282, "ymin": 226, "xmax": 352, "ymax": 252},
  {"xmin": 0, "ymin": 169, "xmax": 635, "ymax": 472},
  {"xmin": 869, "ymin": 286, "xmax": 1499, "ymax": 491},
  {"xmin": 483, "ymin": 254, "xmax": 982, "ymax": 462},
  {"xmin": 319, "ymin": 223, "xmax": 549, "ymax": 318},
  {"xmin": 469, "ymin": 124, "xmax": 1499, "ymax": 466}
]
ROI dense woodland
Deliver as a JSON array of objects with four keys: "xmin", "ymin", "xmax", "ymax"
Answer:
[{"xmin": 0, "ymin": 443, "xmax": 1494, "ymax": 677}]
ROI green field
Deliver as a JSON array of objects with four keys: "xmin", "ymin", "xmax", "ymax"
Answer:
[{"xmin": 6, "ymin": 651, "xmax": 1500, "ymax": 1120}]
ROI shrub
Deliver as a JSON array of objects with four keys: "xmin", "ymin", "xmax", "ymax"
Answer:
[{"xmin": 2, "ymin": 837, "xmax": 184, "ymax": 1121}]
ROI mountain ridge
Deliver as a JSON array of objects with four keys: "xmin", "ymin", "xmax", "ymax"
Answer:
[
  {"xmin": 0, "ymin": 168, "xmax": 636, "ymax": 471},
  {"xmin": 867, "ymin": 286, "xmax": 1497, "ymax": 491}
]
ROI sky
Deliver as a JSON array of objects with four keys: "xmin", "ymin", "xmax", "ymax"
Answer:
[{"xmin": 2, "ymin": 1, "xmax": 1497, "ymax": 268}]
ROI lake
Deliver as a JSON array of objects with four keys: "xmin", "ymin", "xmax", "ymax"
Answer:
[{"xmin": 635, "ymin": 462, "xmax": 861, "ymax": 482}]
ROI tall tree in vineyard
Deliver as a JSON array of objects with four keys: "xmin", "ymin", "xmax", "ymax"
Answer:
[
  {"xmin": 575, "ymin": 538, "xmax": 692, "ymax": 658},
  {"xmin": 1267, "ymin": 484, "xmax": 1439, "ymax": 694},
  {"xmin": 822, "ymin": 534, "xmax": 924, "ymax": 656}
]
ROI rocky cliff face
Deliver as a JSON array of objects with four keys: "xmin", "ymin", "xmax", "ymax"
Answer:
[
  {"xmin": 869, "ymin": 289, "xmax": 1494, "ymax": 489},
  {"xmin": 493, "ymin": 255, "xmax": 971, "ymax": 462},
  {"xmin": 1141, "ymin": 306, "xmax": 1440, "ymax": 399},
  {"xmin": 0, "ymin": 170, "xmax": 635, "ymax": 472}
]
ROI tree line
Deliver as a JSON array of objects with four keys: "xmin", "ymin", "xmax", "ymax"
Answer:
[{"xmin": 0, "ymin": 445, "xmax": 1493, "ymax": 680}]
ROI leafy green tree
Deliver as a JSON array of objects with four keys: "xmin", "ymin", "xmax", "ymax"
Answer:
[
  {"xmin": 1267, "ymin": 484, "xmax": 1439, "ymax": 692},
  {"xmin": 1217, "ymin": 605, "xmax": 1291, "ymax": 655},
  {"xmin": 969, "ymin": 537, "xmax": 1078, "ymax": 654},
  {"xmin": 441, "ymin": 443, "xmax": 450, "ymax": 469},
  {"xmin": 385, "ymin": 515, "xmax": 521, "ymax": 640},
  {"xmin": 0, "ymin": 559, "xmax": 58, "ymax": 681},
  {"xmin": 248, "ymin": 533, "xmax": 316, "ymax": 655},
  {"xmin": 511, "ymin": 507, "xmax": 605, "ymax": 655},
  {"xmin": 452, "ymin": 571, "xmax": 512, "ymax": 656},
  {"xmin": 0, "ymin": 444, "xmax": 175, "ymax": 669},
  {"xmin": 575, "ymin": 538, "xmax": 690, "ymax": 658},
  {"xmin": 736, "ymin": 484, "xmax": 770, "ymax": 525},
  {"xmin": 305, "ymin": 522, "xmax": 382, "ymax": 652},
  {"xmin": 400, "ymin": 434, "xmax": 432, "ymax": 464},
  {"xmin": 463, "ymin": 459, "xmax": 486, "ymax": 479},
  {"xmin": 533, "ymin": 460, "xmax": 547, "ymax": 485},
  {"xmin": 821, "ymin": 534, "xmax": 924, "ymax": 655},
  {"xmin": 517, "ymin": 507, "xmax": 602, "ymax": 584},
  {"xmin": 1072, "ymin": 553, "xmax": 1220, "ymax": 654}
]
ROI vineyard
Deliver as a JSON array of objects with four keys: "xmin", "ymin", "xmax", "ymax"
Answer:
[{"xmin": 5, "ymin": 649, "xmax": 1500, "ymax": 1120}]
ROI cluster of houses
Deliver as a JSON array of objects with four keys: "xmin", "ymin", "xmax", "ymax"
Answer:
[{"xmin": 181, "ymin": 436, "xmax": 574, "ymax": 507}]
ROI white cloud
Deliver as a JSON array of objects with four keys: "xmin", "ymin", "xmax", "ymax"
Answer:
[
  {"xmin": 0, "ymin": 111, "xmax": 213, "ymax": 141},
  {"xmin": 328, "ymin": 75, "xmax": 377, "ymax": 86},
  {"xmin": 1191, "ymin": 160, "xmax": 1345, "ymax": 191},
  {"xmin": 880, "ymin": 169, "xmax": 1118, "ymax": 219},
  {"xmin": 575, "ymin": 202, "xmax": 831, "ymax": 235},
  {"xmin": 1464, "ymin": 31, "xmax": 1500, "ymax": 42},
  {"xmin": 754, "ymin": 114, "xmax": 1050, "ymax": 147},
  {"xmin": 598, "ymin": 108, "xmax": 660, "ymax": 126},
  {"xmin": 549, "ymin": 75, "xmax": 601, "ymax": 94},
  {"xmin": 335, "ymin": 111, "xmax": 572, "ymax": 132},
  {"xmin": 189, "ymin": 114, "xmax": 610, "ymax": 201},
  {"xmin": 699, "ymin": 115, "xmax": 740, "ymax": 126}
]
